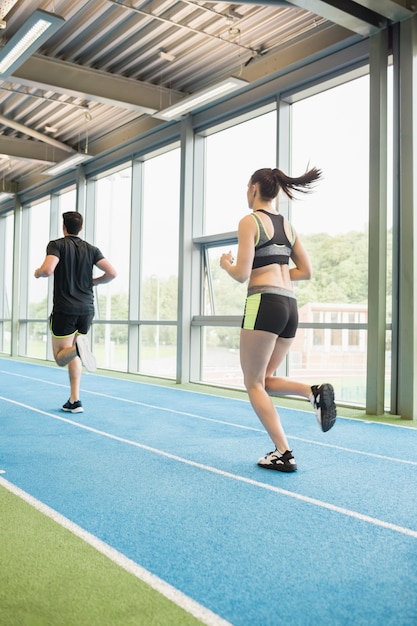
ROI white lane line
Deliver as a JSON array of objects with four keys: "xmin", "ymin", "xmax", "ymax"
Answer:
[
  {"xmin": 1, "ymin": 377, "xmax": 417, "ymax": 467},
  {"xmin": 288, "ymin": 436, "xmax": 417, "ymax": 466},
  {"xmin": 0, "ymin": 477, "xmax": 232, "ymax": 626},
  {"xmin": 2, "ymin": 395, "xmax": 417, "ymax": 540}
]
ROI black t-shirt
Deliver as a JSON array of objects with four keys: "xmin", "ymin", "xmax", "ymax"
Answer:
[{"xmin": 46, "ymin": 236, "xmax": 104, "ymax": 314}]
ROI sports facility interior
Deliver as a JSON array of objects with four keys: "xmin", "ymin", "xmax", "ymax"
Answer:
[{"xmin": 1, "ymin": 2, "xmax": 417, "ymax": 625}]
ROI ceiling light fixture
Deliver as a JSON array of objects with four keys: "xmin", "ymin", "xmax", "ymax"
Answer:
[
  {"xmin": 0, "ymin": 9, "xmax": 65, "ymax": 77},
  {"xmin": 0, "ymin": 191, "xmax": 15, "ymax": 202},
  {"xmin": 43, "ymin": 152, "xmax": 92, "ymax": 176},
  {"xmin": 0, "ymin": 178, "xmax": 17, "ymax": 202},
  {"xmin": 154, "ymin": 77, "xmax": 248, "ymax": 121}
]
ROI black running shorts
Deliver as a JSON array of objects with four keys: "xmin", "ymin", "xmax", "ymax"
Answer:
[
  {"xmin": 241, "ymin": 292, "xmax": 298, "ymax": 338},
  {"xmin": 49, "ymin": 312, "xmax": 94, "ymax": 338}
]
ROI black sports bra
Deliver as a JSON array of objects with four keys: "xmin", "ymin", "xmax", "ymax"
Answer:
[{"xmin": 252, "ymin": 210, "xmax": 294, "ymax": 269}]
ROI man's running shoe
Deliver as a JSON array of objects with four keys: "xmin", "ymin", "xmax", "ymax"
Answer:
[
  {"xmin": 62, "ymin": 399, "xmax": 84, "ymax": 413},
  {"xmin": 76, "ymin": 334, "xmax": 97, "ymax": 372},
  {"xmin": 310, "ymin": 383, "xmax": 336, "ymax": 432},
  {"xmin": 257, "ymin": 449, "xmax": 297, "ymax": 472}
]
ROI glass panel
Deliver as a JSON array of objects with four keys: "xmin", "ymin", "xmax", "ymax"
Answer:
[
  {"xmin": 290, "ymin": 76, "xmax": 370, "ymax": 404},
  {"xmin": 1, "ymin": 321, "xmax": 11, "ymax": 354},
  {"xmin": 139, "ymin": 148, "xmax": 180, "ymax": 378},
  {"xmin": 204, "ymin": 111, "xmax": 276, "ymax": 235},
  {"xmin": 59, "ymin": 187, "xmax": 76, "ymax": 213},
  {"xmin": 200, "ymin": 326, "xmax": 242, "ymax": 387},
  {"xmin": 1, "ymin": 213, "xmax": 14, "ymax": 354},
  {"xmin": 140, "ymin": 148, "xmax": 180, "ymax": 322},
  {"xmin": 28, "ymin": 199, "xmax": 51, "ymax": 321},
  {"xmin": 204, "ymin": 245, "xmax": 245, "ymax": 316},
  {"xmin": 92, "ymin": 323, "xmax": 128, "ymax": 372},
  {"xmin": 95, "ymin": 166, "xmax": 131, "ymax": 321},
  {"xmin": 26, "ymin": 321, "xmax": 48, "ymax": 360},
  {"xmin": 198, "ymin": 111, "xmax": 277, "ymax": 386},
  {"xmin": 138, "ymin": 325, "xmax": 177, "ymax": 378}
]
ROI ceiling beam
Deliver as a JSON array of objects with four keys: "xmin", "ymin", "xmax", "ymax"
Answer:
[
  {"xmin": 0, "ymin": 136, "xmax": 69, "ymax": 162},
  {"xmin": 0, "ymin": 114, "xmax": 73, "ymax": 153},
  {"xmin": 241, "ymin": 22, "xmax": 357, "ymax": 82},
  {"xmin": 87, "ymin": 117, "xmax": 165, "ymax": 155},
  {"xmin": 8, "ymin": 53, "xmax": 184, "ymax": 115},
  {"xmin": 352, "ymin": 0, "xmax": 415, "ymax": 21},
  {"xmin": 234, "ymin": 0, "xmax": 387, "ymax": 36}
]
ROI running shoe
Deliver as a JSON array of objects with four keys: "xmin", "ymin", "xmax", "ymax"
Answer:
[
  {"xmin": 76, "ymin": 334, "xmax": 97, "ymax": 372},
  {"xmin": 257, "ymin": 449, "xmax": 297, "ymax": 472},
  {"xmin": 310, "ymin": 383, "xmax": 337, "ymax": 432},
  {"xmin": 62, "ymin": 399, "xmax": 84, "ymax": 413}
]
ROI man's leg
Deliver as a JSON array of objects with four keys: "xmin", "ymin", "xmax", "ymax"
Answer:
[
  {"xmin": 52, "ymin": 334, "xmax": 77, "ymax": 367},
  {"xmin": 67, "ymin": 351, "xmax": 82, "ymax": 403},
  {"xmin": 51, "ymin": 334, "xmax": 82, "ymax": 403}
]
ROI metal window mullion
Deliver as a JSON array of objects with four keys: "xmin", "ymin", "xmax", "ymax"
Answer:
[
  {"xmin": 366, "ymin": 28, "xmax": 388, "ymax": 416},
  {"xmin": 128, "ymin": 158, "xmax": 143, "ymax": 373},
  {"xmin": 278, "ymin": 98, "xmax": 291, "ymax": 377},
  {"xmin": 177, "ymin": 116, "xmax": 195, "ymax": 384},
  {"xmin": 396, "ymin": 15, "xmax": 417, "ymax": 419},
  {"xmin": 203, "ymin": 246, "xmax": 215, "ymax": 316}
]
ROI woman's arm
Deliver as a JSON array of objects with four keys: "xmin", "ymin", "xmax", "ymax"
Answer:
[
  {"xmin": 220, "ymin": 215, "xmax": 256, "ymax": 283},
  {"xmin": 289, "ymin": 234, "xmax": 312, "ymax": 281}
]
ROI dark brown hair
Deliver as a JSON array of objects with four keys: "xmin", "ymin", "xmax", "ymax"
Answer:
[
  {"xmin": 250, "ymin": 166, "xmax": 322, "ymax": 201},
  {"xmin": 63, "ymin": 211, "xmax": 83, "ymax": 235}
]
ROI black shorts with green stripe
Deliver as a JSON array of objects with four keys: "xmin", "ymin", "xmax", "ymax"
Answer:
[
  {"xmin": 49, "ymin": 311, "xmax": 94, "ymax": 338},
  {"xmin": 242, "ymin": 291, "xmax": 298, "ymax": 338}
]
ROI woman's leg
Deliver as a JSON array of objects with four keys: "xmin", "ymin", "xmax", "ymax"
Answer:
[
  {"xmin": 265, "ymin": 336, "xmax": 337, "ymax": 432},
  {"xmin": 265, "ymin": 336, "xmax": 312, "ymax": 398},
  {"xmin": 240, "ymin": 328, "xmax": 290, "ymax": 452}
]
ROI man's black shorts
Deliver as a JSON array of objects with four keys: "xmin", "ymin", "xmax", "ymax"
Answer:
[{"xmin": 49, "ymin": 312, "xmax": 94, "ymax": 337}]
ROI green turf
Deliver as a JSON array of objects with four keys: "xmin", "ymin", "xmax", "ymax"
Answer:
[{"xmin": 0, "ymin": 486, "xmax": 205, "ymax": 626}]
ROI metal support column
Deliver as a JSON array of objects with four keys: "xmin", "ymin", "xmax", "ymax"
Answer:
[
  {"xmin": 11, "ymin": 198, "xmax": 22, "ymax": 357},
  {"xmin": 366, "ymin": 28, "xmax": 388, "ymax": 415},
  {"xmin": 396, "ymin": 15, "xmax": 417, "ymax": 419},
  {"xmin": 128, "ymin": 159, "xmax": 144, "ymax": 373},
  {"xmin": 176, "ymin": 117, "xmax": 195, "ymax": 383}
]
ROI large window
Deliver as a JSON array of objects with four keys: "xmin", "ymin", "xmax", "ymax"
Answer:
[
  {"xmin": 93, "ymin": 166, "xmax": 132, "ymax": 371},
  {"xmin": 199, "ymin": 111, "xmax": 277, "ymax": 386},
  {"xmin": 204, "ymin": 110, "xmax": 277, "ymax": 235},
  {"xmin": 22, "ymin": 190, "xmax": 77, "ymax": 361},
  {"xmin": 290, "ymin": 76, "xmax": 370, "ymax": 405},
  {"xmin": 0, "ymin": 60, "xmax": 395, "ymax": 412},
  {"xmin": 59, "ymin": 187, "xmax": 76, "ymax": 214},
  {"xmin": 0, "ymin": 212, "xmax": 14, "ymax": 354},
  {"xmin": 26, "ymin": 199, "xmax": 51, "ymax": 359},
  {"xmin": 139, "ymin": 148, "xmax": 180, "ymax": 378}
]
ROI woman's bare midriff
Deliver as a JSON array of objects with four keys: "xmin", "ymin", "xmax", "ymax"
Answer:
[{"xmin": 248, "ymin": 264, "xmax": 292, "ymax": 292}]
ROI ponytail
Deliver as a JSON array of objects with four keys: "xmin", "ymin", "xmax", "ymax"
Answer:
[
  {"xmin": 250, "ymin": 166, "xmax": 322, "ymax": 201},
  {"xmin": 273, "ymin": 166, "xmax": 322, "ymax": 200}
]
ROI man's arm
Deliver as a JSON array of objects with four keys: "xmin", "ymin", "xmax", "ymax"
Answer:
[
  {"xmin": 34, "ymin": 255, "xmax": 59, "ymax": 278},
  {"xmin": 92, "ymin": 258, "xmax": 117, "ymax": 286}
]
